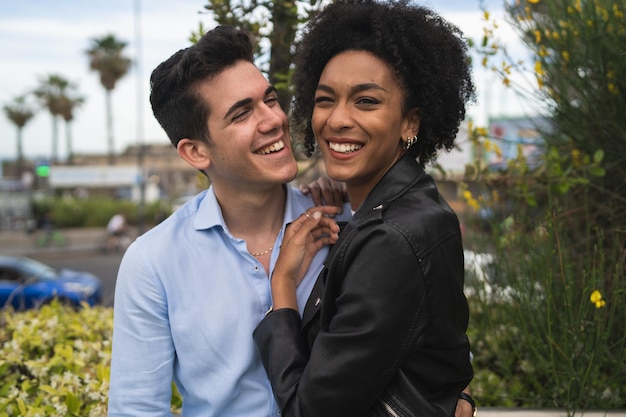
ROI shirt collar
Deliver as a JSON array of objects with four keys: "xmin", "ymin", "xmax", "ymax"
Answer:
[{"xmin": 192, "ymin": 185, "xmax": 301, "ymax": 232}]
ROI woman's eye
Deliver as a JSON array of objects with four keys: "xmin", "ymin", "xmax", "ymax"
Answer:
[
  {"xmin": 356, "ymin": 97, "xmax": 379, "ymax": 105},
  {"xmin": 314, "ymin": 96, "xmax": 333, "ymax": 105}
]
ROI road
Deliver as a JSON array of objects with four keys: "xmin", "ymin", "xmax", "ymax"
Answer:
[{"xmin": 31, "ymin": 250, "xmax": 123, "ymax": 307}]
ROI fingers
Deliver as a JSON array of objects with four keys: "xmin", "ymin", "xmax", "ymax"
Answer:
[
  {"xmin": 284, "ymin": 207, "xmax": 339, "ymax": 245},
  {"xmin": 302, "ymin": 207, "xmax": 340, "ymax": 233},
  {"xmin": 303, "ymin": 211, "xmax": 340, "ymax": 246},
  {"xmin": 300, "ymin": 177, "xmax": 347, "ymax": 214},
  {"xmin": 321, "ymin": 181, "xmax": 347, "ymax": 213}
]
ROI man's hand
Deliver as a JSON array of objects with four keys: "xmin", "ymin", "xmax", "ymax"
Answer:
[{"xmin": 300, "ymin": 177, "xmax": 348, "ymax": 213}]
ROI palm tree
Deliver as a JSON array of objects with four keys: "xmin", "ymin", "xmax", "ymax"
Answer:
[
  {"xmin": 86, "ymin": 34, "xmax": 131, "ymax": 165},
  {"xmin": 34, "ymin": 74, "xmax": 77, "ymax": 164},
  {"xmin": 2, "ymin": 94, "xmax": 37, "ymax": 176},
  {"xmin": 58, "ymin": 94, "xmax": 85, "ymax": 165}
]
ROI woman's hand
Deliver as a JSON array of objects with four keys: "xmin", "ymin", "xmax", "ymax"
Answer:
[
  {"xmin": 455, "ymin": 387, "xmax": 475, "ymax": 417},
  {"xmin": 271, "ymin": 206, "xmax": 340, "ymax": 311}
]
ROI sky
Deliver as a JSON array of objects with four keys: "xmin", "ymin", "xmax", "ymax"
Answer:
[{"xmin": 0, "ymin": 0, "xmax": 535, "ymax": 163}]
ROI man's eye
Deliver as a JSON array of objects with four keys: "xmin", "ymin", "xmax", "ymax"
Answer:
[
  {"xmin": 265, "ymin": 96, "xmax": 278, "ymax": 105},
  {"xmin": 232, "ymin": 110, "xmax": 249, "ymax": 121}
]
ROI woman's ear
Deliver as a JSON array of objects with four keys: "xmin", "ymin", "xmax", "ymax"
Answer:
[
  {"xmin": 404, "ymin": 108, "xmax": 420, "ymax": 138},
  {"xmin": 177, "ymin": 138, "xmax": 211, "ymax": 170}
]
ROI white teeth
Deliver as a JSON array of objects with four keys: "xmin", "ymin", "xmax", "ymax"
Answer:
[
  {"xmin": 329, "ymin": 142, "xmax": 362, "ymax": 153},
  {"xmin": 256, "ymin": 140, "xmax": 285, "ymax": 155}
]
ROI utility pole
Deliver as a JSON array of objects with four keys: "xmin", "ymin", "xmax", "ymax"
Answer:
[{"xmin": 134, "ymin": 0, "xmax": 147, "ymax": 235}]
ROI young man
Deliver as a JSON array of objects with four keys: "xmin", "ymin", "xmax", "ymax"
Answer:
[
  {"xmin": 107, "ymin": 26, "xmax": 344, "ymax": 417},
  {"xmin": 108, "ymin": 25, "xmax": 474, "ymax": 417}
]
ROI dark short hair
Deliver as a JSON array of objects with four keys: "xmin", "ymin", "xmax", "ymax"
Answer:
[
  {"xmin": 292, "ymin": 0, "xmax": 476, "ymax": 166},
  {"xmin": 150, "ymin": 26, "xmax": 255, "ymax": 147}
]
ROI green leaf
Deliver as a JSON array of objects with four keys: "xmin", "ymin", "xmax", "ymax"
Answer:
[
  {"xmin": 589, "ymin": 166, "xmax": 605, "ymax": 177},
  {"xmin": 65, "ymin": 391, "xmax": 80, "ymax": 414},
  {"xmin": 593, "ymin": 149, "xmax": 604, "ymax": 163}
]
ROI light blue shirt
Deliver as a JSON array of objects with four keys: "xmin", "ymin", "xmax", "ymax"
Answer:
[{"xmin": 108, "ymin": 186, "xmax": 349, "ymax": 417}]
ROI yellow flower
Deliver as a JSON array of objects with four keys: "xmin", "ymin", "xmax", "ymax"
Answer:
[
  {"xmin": 571, "ymin": 148, "xmax": 581, "ymax": 167},
  {"xmin": 462, "ymin": 190, "xmax": 480, "ymax": 212},
  {"xmin": 590, "ymin": 290, "xmax": 607, "ymax": 308},
  {"xmin": 528, "ymin": 0, "xmax": 540, "ymax": 3},
  {"xmin": 562, "ymin": 51, "xmax": 570, "ymax": 62},
  {"xmin": 534, "ymin": 30, "xmax": 541, "ymax": 43}
]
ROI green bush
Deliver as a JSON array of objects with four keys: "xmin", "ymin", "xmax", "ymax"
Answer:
[
  {"xmin": 462, "ymin": 131, "xmax": 626, "ymax": 414},
  {"xmin": 0, "ymin": 301, "xmax": 182, "ymax": 416},
  {"xmin": 0, "ymin": 301, "xmax": 112, "ymax": 416},
  {"xmin": 466, "ymin": 216, "xmax": 626, "ymax": 412},
  {"xmin": 32, "ymin": 198, "xmax": 169, "ymax": 229}
]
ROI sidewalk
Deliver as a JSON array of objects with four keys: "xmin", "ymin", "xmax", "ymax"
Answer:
[
  {"xmin": 0, "ymin": 227, "xmax": 111, "ymax": 257},
  {"xmin": 477, "ymin": 410, "xmax": 625, "ymax": 416}
]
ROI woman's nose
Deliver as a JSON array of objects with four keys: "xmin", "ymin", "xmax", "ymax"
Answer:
[{"xmin": 326, "ymin": 103, "xmax": 353, "ymax": 131}]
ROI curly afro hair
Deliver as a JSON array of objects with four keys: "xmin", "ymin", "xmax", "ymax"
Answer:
[{"xmin": 291, "ymin": 0, "xmax": 476, "ymax": 167}]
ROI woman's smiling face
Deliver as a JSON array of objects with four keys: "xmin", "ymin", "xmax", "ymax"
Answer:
[{"xmin": 312, "ymin": 50, "xmax": 419, "ymax": 209}]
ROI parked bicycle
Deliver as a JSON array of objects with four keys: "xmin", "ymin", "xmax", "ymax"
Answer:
[{"xmin": 34, "ymin": 229, "xmax": 68, "ymax": 248}]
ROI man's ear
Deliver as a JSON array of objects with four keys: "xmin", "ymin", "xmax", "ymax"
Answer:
[{"xmin": 177, "ymin": 138, "xmax": 211, "ymax": 170}]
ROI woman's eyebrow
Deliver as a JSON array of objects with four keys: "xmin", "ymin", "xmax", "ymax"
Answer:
[{"xmin": 315, "ymin": 83, "xmax": 387, "ymax": 95}]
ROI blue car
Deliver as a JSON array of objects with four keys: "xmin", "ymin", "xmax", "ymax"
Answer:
[{"xmin": 0, "ymin": 255, "xmax": 102, "ymax": 310}]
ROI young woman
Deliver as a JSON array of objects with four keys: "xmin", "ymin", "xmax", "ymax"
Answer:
[{"xmin": 254, "ymin": 1, "xmax": 476, "ymax": 416}]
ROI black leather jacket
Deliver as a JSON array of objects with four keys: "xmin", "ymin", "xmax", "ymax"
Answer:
[{"xmin": 254, "ymin": 154, "xmax": 473, "ymax": 417}]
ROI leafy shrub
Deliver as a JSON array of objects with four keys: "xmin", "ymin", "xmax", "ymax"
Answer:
[
  {"xmin": 462, "ymin": 130, "xmax": 626, "ymax": 413},
  {"xmin": 0, "ymin": 301, "xmax": 112, "ymax": 416},
  {"xmin": 32, "ymin": 198, "xmax": 168, "ymax": 229},
  {"xmin": 0, "ymin": 301, "xmax": 182, "ymax": 416}
]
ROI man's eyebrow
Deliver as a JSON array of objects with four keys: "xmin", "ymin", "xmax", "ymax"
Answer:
[{"xmin": 223, "ymin": 85, "xmax": 278, "ymax": 120}]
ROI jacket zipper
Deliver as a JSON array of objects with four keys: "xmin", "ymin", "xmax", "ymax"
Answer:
[{"xmin": 382, "ymin": 400, "xmax": 400, "ymax": 417}]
